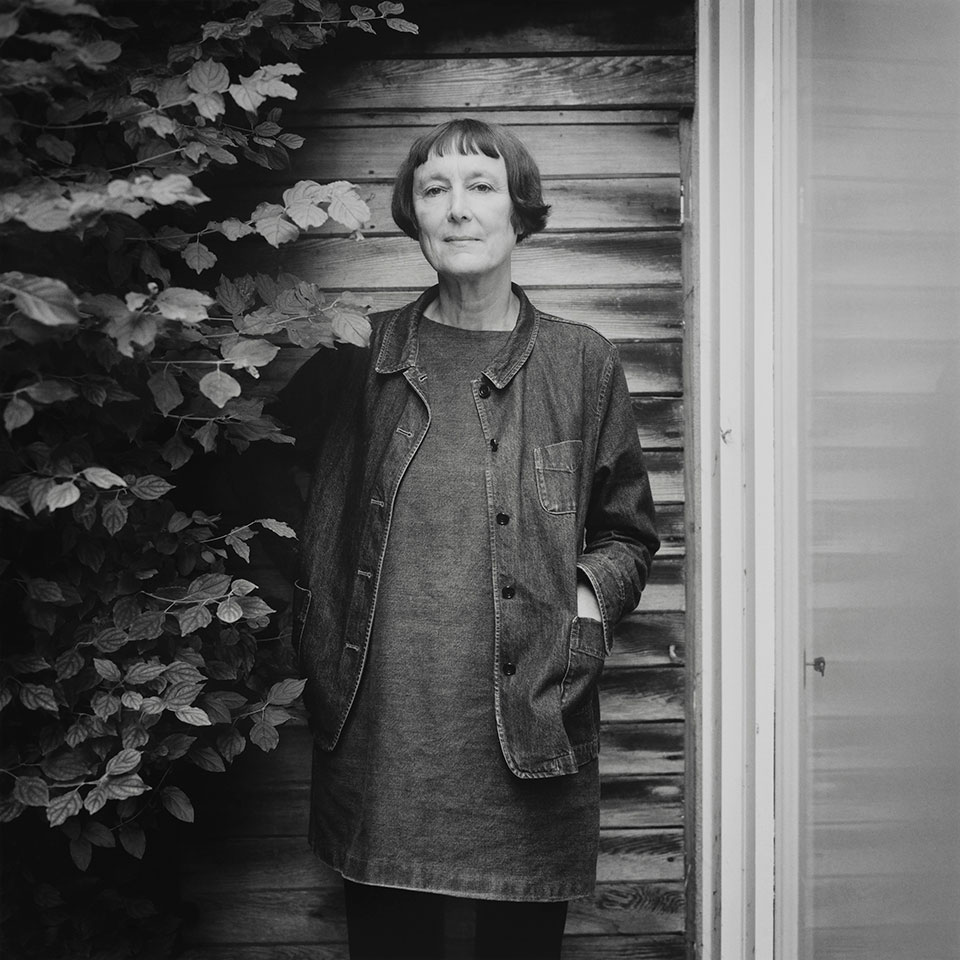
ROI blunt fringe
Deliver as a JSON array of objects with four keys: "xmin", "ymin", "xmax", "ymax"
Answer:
[{"xmin": 391, "ymin": 118, "xmax": 551, "ymax": 242}]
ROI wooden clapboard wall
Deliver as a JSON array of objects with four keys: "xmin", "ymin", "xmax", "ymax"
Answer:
[{"xmin": 179, "ymin": 3, "xmax": 695, "ymax": 958}]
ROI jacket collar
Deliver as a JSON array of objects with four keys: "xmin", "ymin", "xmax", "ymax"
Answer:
[{"xmin": 374, "ymin": 283, "xmax": 541, "ymax": 389}]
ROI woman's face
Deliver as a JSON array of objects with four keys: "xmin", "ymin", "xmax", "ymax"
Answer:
[{"xmin": 412, "ymin": 150, "xmax": 518, "ymax": 284}]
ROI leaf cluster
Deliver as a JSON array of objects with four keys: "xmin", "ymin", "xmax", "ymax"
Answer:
[{"xmin": 0, "ymin": 1, "xmax": 418, "ymax": 955}]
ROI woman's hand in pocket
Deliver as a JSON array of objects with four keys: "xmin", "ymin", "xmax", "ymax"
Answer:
[{"xmin": 575, "ymin": 575, "xmax": 602, "ymax": 622}]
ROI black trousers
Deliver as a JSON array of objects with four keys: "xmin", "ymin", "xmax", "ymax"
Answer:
[{"xmin": 342, "ymin": 879, "xmax": 569, "ymax": 960}]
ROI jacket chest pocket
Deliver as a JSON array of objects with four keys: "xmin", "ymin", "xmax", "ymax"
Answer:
[{"xmin": 534, "ymin": 440, "xmax": 582, "ymax": 515}]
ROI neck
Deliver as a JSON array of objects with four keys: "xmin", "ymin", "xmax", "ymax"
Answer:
[{"xmin": 426, "ymin": 273, "xmax": 518, "ymax": 331}]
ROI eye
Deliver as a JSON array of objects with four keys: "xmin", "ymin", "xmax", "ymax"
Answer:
[
  {"xmin": 472, "ymin": 182, "xmax": 493, "ymax": 193},
  {"xmin": 422, "ymin": 185, "xmax": 444, "ymax": 198}
]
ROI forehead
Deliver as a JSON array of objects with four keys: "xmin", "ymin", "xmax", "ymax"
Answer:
[{"xmin": 413, "ymin": 149, "xmax": 508, "ymax": 182}]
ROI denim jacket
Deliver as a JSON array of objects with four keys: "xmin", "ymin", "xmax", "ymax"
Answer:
[{"xmin": 277, "ymin": 285, "xmax": 659, "ymax": 779}]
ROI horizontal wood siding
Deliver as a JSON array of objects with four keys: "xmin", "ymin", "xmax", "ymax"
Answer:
[{"xmin": 181, "ymin": 3, "xmax": 693, "ymax": 957}]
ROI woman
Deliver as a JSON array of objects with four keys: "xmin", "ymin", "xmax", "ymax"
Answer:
[{"xmin": 276, "ymin": 119, "xmax": 659, "ymax": 960}]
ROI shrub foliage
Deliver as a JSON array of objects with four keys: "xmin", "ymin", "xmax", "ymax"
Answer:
[{"xmin": 0, "ymin": 1, "xmax": 417, "ymax": 954}]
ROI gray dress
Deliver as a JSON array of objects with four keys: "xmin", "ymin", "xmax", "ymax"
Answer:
[{"xmin": 308, "ymin": 315, "xmax": 599, "ymax": 902}]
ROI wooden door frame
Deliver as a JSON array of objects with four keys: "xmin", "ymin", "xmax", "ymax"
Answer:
[{"xmin": 692, "ymin": 1, "xmax": 801, "ymax": 957}]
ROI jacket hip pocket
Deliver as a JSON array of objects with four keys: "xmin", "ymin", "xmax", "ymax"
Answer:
[
  {"xmin": 534, "ymin": 440, "xmax": 582, "ymax": 515},
  {"xmin": 560, "ymin": 616, "xmax": 605, "ymax": 747}
]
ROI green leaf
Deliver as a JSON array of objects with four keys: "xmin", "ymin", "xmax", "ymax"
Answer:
[
  {"xmin": 83, "ymin": 821, "xmax": 116, "ymax": 848},
  {"xmin": 19, "ymin": 683, "xmax": 58, "ymax": 713},
  {"xmin": 190, "ymin": 91, "xmax": 226, "ymax": 120},
  {"xmin": 69, "ymin": 837, "xmax": 92, "ymax": 871},
  {"xmin": 129, "ymin": 475, "xmax": 175, "ymax": 500},
  {"xmin": 92, "ymin": 627, "xmax": 130, "ymax": 653},
  {"xmin": 164, "ymin": 680, "xmax": 204, "ymax": 708},
  {"xmin": 83, "ymin": 780, "xmax": 109, "ymax": 815},
  {"xmin": 55, "ymin": 649, "xmax": 84, "ymax": 680},
  {"xmin": 23, "ymin": 381, "xmax": 76, "ymax": 403},
  {"xmin": 124, "ymin": 661, "xmax": 167, "ymax": 684},
  {"xmin": 4, "ymin": 397, "xmax": 34, "ymax": 433},
  {"xmin": 118, "ymin": 823, "xmax": 146, "ymax": 859},
  {"xmin": 105, "ymin": 748, "xmax": 141, "ymax": 777},
  {"xmin": 163, "ymin": 660, "xmax": 205, "ymax": 684},
  {"xmin": 282, "ymin": 180, "xmax": 331, "ymax": 229},
  {"xmin": 215, "ymin": 218, "xmax": 254, "ymax": 241},
  {"xmin": 330, "ymin": 305, "xmax": 372, "ymax": 347},
  {"xmin": 251, "ymin": 203, "xmax": 300, "ymax": 247},
  {"xmin": 155, "ymin": 287, "xmax": 214, "ymax": 322},
  {"xmin": 104, "ymin": 774, "xmax": 149, "ymax": 802},
  {"xmin": 91, "ymin": 690, "xmax": 120, "ymax": 719},
  {"xmin": 161, "ymin": 786, "xmax": 195, "ymax": 823},
  {"xmin": 46, "ymin": 790, "xmax": 82, "ymax": 827},
  {"xmin": 81, "ymin": 466, "xmax": 127, "ymax": 488},
  {"xmin": 217, "ymin": 727, "xmax": 246, "ymax": 762},
  {"xmin": 267, "ymin": 677, "xmax": 306, "ymax": 706},
  {"xmin": 327, "ymin": 182, "xmax": 370, "ymax": 230},
  {"xmin": 189, "ymin": 572, "xmax": 233, "ymax": 598},
  {"xmin": 26, "ymin": 578, "xmax": 64, "ymax": 602},
  {"xmin": 193, "ymin": 420, "xmax": 219, "ymax": 452},
  {"xmin": 46, "ymin": 481, "xmax": 80, "ymax": 511},
  {"xmin": 14, "ymin": 777, "xmax": 50, "ymax": 807},
  {"xmin": 4, "ymin": 274, "xmax": 80, "ymax": 326},
  {"xmin": 101, "ymin": 498, "xmax": 129, "ymax": 535},
  {"xmin": 0, "ymin": 495, "xmax": 28, "ymax": 518},
  {"xmin": 78, "ymin": 39, "xmax": 121, "ymax": 64},
  {"xmin": 187, "ymin": 59, "xmax": 230, "ymax": 94},
  {"xmin": 42, "ymin": 749, "xmax": 95, "ymax": 781},
  {"xmin": 377, "ymin": 1, "xmax": 404, "ymax": 12},
  {"xmin": 177, "ymin": 603, "xmax": 212, "ymax": 635},
  {"xmin": 161, "ymin": 432, "xmax": 193, "ymax": 469},
  {"xmin": 199, "ymin": 369, "xmax": 242, "ymax": 408},
  {"xmin": 250, "ymin": 719, "xmax": 280, "ymax": 751},
  {"xmin": 237, "ymin": 596, "xmax": 275, "ymax": 618},
  {"xmin": 174, "ymin": 705, "xmax": 211, "ymax": 726},
  {"xmin": 221, "ymin": 338, "xmax": 280, "ymax": 372},
  {"xmin": 188, "ymin": 744, "xmax": 224, "ymax": 771},
  {"xmin": 385, "ymin": 16, "xmax": 418, "ymax": 33},
  {"xmin": 93, "ymin": 658, "xmax": 122, "ymax": 682},
  {"xmin": 216, "ymin": 597, "xmax": 243, "ymax": 623},
  {"xmin": 257, "ymin": 519, "xmax": 296, "ymax": 540},
  {"xmin": 0, "ymin": 797, "xmax": 26, "ymax": 823},
  {"xmin": 182, "ymin": 241, "xmax": 217, "ymax": 273},
  {"xmin": 159, "ymin": 734, "xmax": 196, "ymax": 760}
]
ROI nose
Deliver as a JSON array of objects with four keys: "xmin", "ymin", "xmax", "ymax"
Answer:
[{"xmin": 447, "ymin": 186, "xmax": 472, "ymax": 222}]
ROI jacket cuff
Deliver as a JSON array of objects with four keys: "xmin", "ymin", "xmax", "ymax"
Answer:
[{"xmin": 576, "ymin": 554, "xmax": 625, "ymax": 655}]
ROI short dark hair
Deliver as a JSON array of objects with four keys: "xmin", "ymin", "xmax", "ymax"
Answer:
[{"xmin": 391, "ymin": 118, "xmax": 550, "ymax": 243}]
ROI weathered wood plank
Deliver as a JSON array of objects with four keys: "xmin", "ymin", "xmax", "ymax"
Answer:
[
  {"xmin": 600, "ymin": 722, "xmax": 684, "ymax": 776},
  {"xmin": 271, "ymin": 232, "xmax": 682, "ymax": 288},
  {"xmin": 633, "ymin": 397, "xmax": 684, "ymax": 449},
  {"xmin": 303, "ymin": 56, "xmax": 695, "ymax": 110},
  {"xmin": 562, "ymin": 935, "xmax": 685, "ymax": 959},
  {"xmin": 572, "ymin": 881, "xmax": 685, "ymax": 934},
  {"xmin": 179, "ymin": 948, "xmax": 347, "ymax": 960},
  {"xmin": 286, "ymin": 178, "xmax": 680, "ymax": 235},
  {"xmin": 602, "ymin": 666, "xmax": 684, "ymax": 722},
  {"xmin": 599, "ymin": 775, "xmax": 684, "ymax": 829},
  {"xmin": 300, "ymin": 0, "xmax": 695, "ymax": 57},
  {"xmin": 610, "ymin": 611, "xmax": 685, "ymax": 667},
  {"xmin": 289, "ymin": 109, "xmax": 683, "ymax": 127},
  {"xmin": 244, "ymin": 126, "xmax": 680, "ymax": 181},
  {"xmin": 641, "ymin": 451, "xmax": 684, "ymax": 505}
]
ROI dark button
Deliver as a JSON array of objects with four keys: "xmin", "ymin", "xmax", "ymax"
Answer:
[
  {"xmin": 478, "ymin": 382, "xmax": 491, "ymax": 399},
  {"xmin": 496, "ymin": 512, "xmax": 510, "ymax": 525},
  {"xmin": 501, "ymin": 585, "xmax": 515, "ymax": 599},
  {"xmin": 501, "ymin": 661, "xmax": 516, "ymax": 676},
  {"xmin": 490, "ymin": 438, "xmax": 498, "ymax": 452}
]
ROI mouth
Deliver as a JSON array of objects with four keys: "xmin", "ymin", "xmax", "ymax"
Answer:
[{"xmin": 445, "ymin": 237, "xmax": 480, "ymax": 242}]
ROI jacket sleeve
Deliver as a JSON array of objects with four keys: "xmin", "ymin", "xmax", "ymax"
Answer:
[{"xmin": 575, "ymin": 346, "xmax": 660, "ymax": 654}]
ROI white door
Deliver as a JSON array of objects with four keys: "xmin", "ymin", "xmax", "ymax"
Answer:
[{"xmin": 793, "ymin": 2, "xmax": 960, "ymax": 956}]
